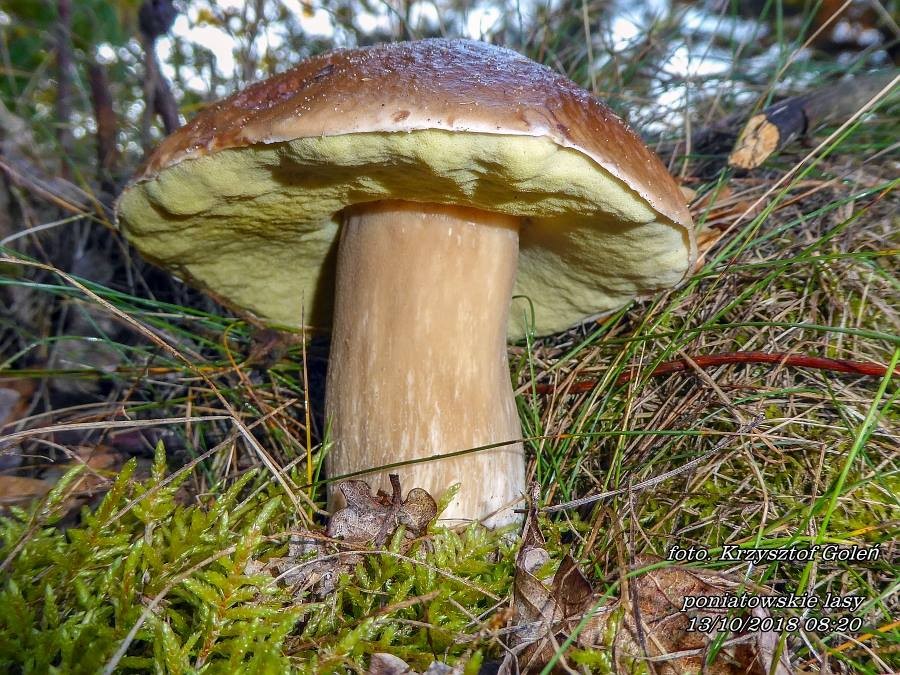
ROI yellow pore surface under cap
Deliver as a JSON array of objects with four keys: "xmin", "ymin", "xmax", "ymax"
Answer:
[{"xmin": 118, "ymin": 130, "xmax": 692, "ymax": 338}]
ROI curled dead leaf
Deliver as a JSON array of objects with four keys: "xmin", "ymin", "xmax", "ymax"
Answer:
[
  {"xmin": 504, "ymin": 485, "xmax": 791, "ymax": 674},
  {"xmin": 245, "ymin": 477, "xmax": 437, "ymax": 601},
  {"xmin": 506, "ymin": 483, "xmax": 612, "ymax": 671},
  {"xmin": 369, "ymin": 652, "xmax": 460, "ymax": 675},
  {"xmin": 614, "ymin": 562, "xmax": 792, "ymax": 675},
  {"xmin": 245, "ymin": 534, "xmax": 363, "ymax": 598},
  {"xmin": 327, "ymin": 474, "xmax": 437, "ymax": 546},
  {"xmin": 0, "ymin": 475, "xmax": 52, "ymax": 505}
]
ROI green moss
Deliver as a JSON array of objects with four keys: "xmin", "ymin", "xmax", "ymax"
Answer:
[{"xmin": 0, "ymin": 446, "xmax": 521, "ymax": 672}]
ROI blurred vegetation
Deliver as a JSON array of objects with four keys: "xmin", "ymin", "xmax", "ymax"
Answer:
[{"xmin": 2, "ymin": 0, "xmax": 894, "ymax": 191}]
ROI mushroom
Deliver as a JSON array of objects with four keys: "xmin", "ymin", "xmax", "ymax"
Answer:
[{"xmin": 116, "ymin": 39, "xmax": 695, "ymax": 526}]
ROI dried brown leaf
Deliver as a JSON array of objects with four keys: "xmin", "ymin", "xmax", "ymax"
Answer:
[
  {"xmin": 507, "ymin": 484, "xmax": 612, "ymax": 672},
  {"xmin": 550, "ymin": 554, "xmax": 594, "ymax": 622},
  {"xmin": 368, "ymin": 653, "xmax": 460, "ymax": 675},
  {"xmin": 327, "ymin": 475, "xmax": 436, "ymax": 546},
  {"xmin": 250, "ymin": 477, "xmax": 438, "ymax": 600},
  {"xmin": 0, "ymin": 475, "xmax": 52, "ymax": 504},
  {"xmin": 612, "ymin": 563, "xmax": 792, "ymax": 675},
  {"xmin": 506, "ymin": 495, "xmax": 791, "ymax": 674},
  {"xmin": 245, "ymin": 534, "xmax": 362, "ymax": 598}
]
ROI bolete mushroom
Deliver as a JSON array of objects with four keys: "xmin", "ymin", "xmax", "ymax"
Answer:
[{"xmin": 116, "ymin": 39, "xmax": 695, "ymax": 526}]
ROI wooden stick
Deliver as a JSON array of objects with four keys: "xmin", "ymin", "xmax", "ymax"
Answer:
[
  {"xmin": 54, "ymin": 0, "xmax": 74, "ymax": 178},
  {"xmin": 88, "ymin": 62, "xmax": 118, "ymax": 195},
  {"xmin": 138, "ymin": 0, "xmax": 180, "ymax": 152},
  {"xmin": 729, "ymin": 70, "xmax": 899, "ymax": 169},
  {"xmin": 533, "ymin": 351, "xmax": 898, "ymax": 395}
]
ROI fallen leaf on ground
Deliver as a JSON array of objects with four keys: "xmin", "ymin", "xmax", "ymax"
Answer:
[
  {"xmin": 369, "ymin": 652, "xmax": 460, "ymax": 675},
  {"xmin": 0, "ymin": 475, "xmax": 52, "ymax": 504},
  {"xmin": 503, "ymin": 484, "xmax": 792, "ymax": 674},
  {"xmin": 0, "ymin": 379, "xmax": 36, "ymax": 470},
  {"xmin": 505, "ymin": 484, "xmax": 613, "ymax": 671},
  {"xmin": 0, "ymin": 445, "xmax": 124, "ymax": 514},
  {"xmin": 246, "ymin": 533, "xmax": 362, "ymax": 597},
  {"xmin": 247, "ymin": 477, "xmax": 437, "ymax": 600},
  {"xmin": 327, "ymin": 474, "xmax": 437, "ymax": 546},
  {"xmin": 614, "ymin": 563, "xmax": 792, "ymax": 675},
  {"xmin": 43, "ymin": 444, "xmax": 122, "ymax": 497}
]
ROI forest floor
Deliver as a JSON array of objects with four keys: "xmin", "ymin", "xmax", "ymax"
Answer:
[{"xmin": 0, "ymin": 7, "xmax": 897, "ymax": 673}]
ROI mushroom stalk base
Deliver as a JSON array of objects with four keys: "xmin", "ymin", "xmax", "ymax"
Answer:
[{"xmin": 326, "ymin": 200, "xmax": 525, "ymax": 526}]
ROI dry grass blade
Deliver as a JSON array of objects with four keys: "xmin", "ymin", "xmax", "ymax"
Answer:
[{"xmin": 543, "ymin": 415, "xmax": 763, "ymax": 513}]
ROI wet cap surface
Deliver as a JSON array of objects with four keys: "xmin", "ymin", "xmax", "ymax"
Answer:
[{"xmin": 117, "ymin": 38, "xmax": 696, "ymax": 338}]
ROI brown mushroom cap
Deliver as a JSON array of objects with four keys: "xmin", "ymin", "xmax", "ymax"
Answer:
[{"xmin": 117, "ymin": 38, "xmax": 695, "ymax": 338}]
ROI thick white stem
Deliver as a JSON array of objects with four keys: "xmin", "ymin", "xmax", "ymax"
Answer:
[{"xmin": 325, "ymin": 200, "xmax": 525, "ymax": 526}]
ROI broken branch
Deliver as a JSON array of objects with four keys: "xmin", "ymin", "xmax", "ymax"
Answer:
[
  {"xmin": 534, "ymin": 351, "xmax": 898, "ymax": 395},
  {"xmin": 729, "ymin": 70, "xmax": 899, "ymax": 169}
]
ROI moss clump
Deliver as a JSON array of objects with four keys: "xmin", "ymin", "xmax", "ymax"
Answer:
[{"xmin": 0, "ymin": 444, "xmax": 522, "ymax": 673}]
